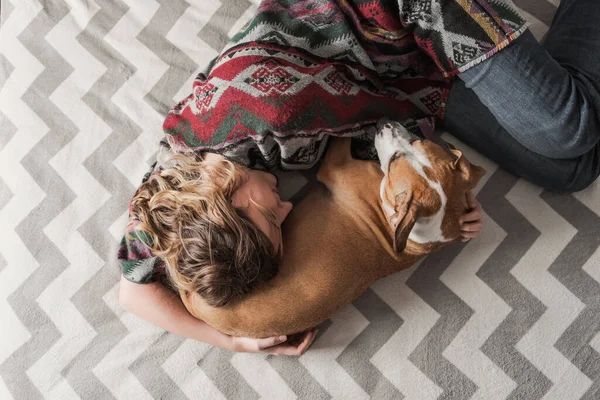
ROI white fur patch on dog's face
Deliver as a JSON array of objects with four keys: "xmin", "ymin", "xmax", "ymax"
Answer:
[{"xmin": 375, "ymin": 121, "xmax": 452, "ymax": 245}]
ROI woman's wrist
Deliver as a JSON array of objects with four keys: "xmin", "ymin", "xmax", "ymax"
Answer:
[
  {"xmin": 216, "ymin": 333, "xmax": 234, "ymax": 351},
  {"xmin": 182, "ymin": 315, "xmax": 233, "ymax": 350}
]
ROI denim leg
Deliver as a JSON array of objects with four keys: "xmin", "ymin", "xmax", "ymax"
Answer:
[
  {"xmin": 443, "ymin": 0, "xmax": 600, "ymax": 191},
  {"xmin": 457, "ymin": 0, "xmax": 600, "ymax": 158},
  {"xmin": 444, "ymin": 80, "xmax": 600, "ymax": 192},
  {"xmin": 543, "ymin": 0, "xmax": 600, "ymax": 98}
]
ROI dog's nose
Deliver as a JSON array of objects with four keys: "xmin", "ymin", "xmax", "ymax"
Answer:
[
  {"xmin": 376, "ymin": 118, "xmax": 393, "ymax": 135},
  {"xmin": 375, "ymin": 118, "xmax": 414, "ymax": 142}
]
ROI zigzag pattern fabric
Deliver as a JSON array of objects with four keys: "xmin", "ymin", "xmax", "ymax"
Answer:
[
  {"xmin": 162, "ymin": 0, "xmax": 526, "ymax": 170},
  {"xmin": 2, "ymin": 0, "xmax": 600, "ymax": 399}
]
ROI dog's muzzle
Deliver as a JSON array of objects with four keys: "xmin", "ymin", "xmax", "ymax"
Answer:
[
  {"xmin": 375, "ymin": 119, "xmax": 418, "ymax": 170},
  {"xmin": 376, "ymin": 118, "xmax": 417, "ymax": 141}
]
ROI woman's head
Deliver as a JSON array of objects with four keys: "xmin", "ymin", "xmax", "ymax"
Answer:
[{"xmin": 131, "ymin": 152, "xmax": 293, "ymax": 307}]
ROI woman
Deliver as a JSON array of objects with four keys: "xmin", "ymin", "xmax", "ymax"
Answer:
[{"xmin": 118, "ymin": 0, "xmax": 598, "ymax": 355}]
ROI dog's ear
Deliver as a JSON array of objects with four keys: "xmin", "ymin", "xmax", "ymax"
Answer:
[
  {"xmin": 446, "ymin": 143, "xmax": 486, "ymax": 189},
  {"xmin": 467, "ymin": 162, "xmax": 486, "ymax": 188},
  {"xmin": 391, "ymin": 191, "xmax": 418, "ymax": 253},
  {"xmin": 454, "ymin": 157, "xmax": 486, "ymax": 189}
]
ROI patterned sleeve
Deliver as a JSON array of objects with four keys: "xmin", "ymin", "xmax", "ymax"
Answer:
[{"xmin": 117, "ymin": 218, "xmax": 166, "ymax": 284}]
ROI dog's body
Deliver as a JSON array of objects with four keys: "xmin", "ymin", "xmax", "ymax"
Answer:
[{"xmin": 182, "ymin": 121, "xmax": 484, "ymax": 338}]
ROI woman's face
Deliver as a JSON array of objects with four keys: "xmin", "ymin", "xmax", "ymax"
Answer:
[{"xmin": 231, "ymin": 170, "xmax": 293, "ymax": 252}]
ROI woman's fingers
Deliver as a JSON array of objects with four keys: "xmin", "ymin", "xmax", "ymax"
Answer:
[
  {"xmin": 262, "ymin": 344, "xmax": 301, "ymax": 356},
  {"xmin": 297, "ymin": 329, "xmax": 318, "ymax": 355},
  {"xmin": 461, "ymin": 231, "xmax": 480, "ymax": 240},
  {"xmin": 465, "ymin": 190, "xmax": 479, "ymax": 210},
  {"xmin": 257, "ymin": 335, "xmax": 287, "ymax": 350},
  {"xmin": 461, "ymin": 191, "xmax": 483, "ymax": 239},
  {"xmin": 463, "ymin": 191, "xmax": 482, "ymax": 218},
  {"xmin": 460, "ymin": 209, "xmax": 482, "ymax": 224},
  {"xmin": 260, "ymin": 329, "xmax": 319, "ymax": 356},
  {"xmin": 461, "ymin": 221, "xmax": 483, "ymax": 233}
]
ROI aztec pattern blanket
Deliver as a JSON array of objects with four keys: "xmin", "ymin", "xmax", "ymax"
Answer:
[{"xmin": 161, "ymin": 0, "xmax": 526, "ymax": 170}]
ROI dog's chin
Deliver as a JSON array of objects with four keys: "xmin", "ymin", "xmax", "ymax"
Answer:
[{"xmin": 374, "ymin": 136, "xmax": 391, "ymax": 171}]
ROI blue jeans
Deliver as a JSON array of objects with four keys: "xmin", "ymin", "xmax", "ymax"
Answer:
[{"xmin": 443, "ymin": 0, "xmax": 600, "ymax": 192}]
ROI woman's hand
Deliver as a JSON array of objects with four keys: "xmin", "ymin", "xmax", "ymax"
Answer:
[
  {"xmin": 460, "ymin": 191, "xmax": 483, "ymax": 242},
  {"xmin": 229, "ymin": 329, "xmax": 318, "ymax": 355}
]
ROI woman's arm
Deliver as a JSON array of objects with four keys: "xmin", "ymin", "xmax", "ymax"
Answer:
[{"xmin": 118, "ymin": 275, "xmax": 317, "ymax": 354}]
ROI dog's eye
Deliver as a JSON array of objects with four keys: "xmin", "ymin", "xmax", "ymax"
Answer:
[{"xmin": 390, "ymin": 152, "xmax": 403, "ymax": 162}]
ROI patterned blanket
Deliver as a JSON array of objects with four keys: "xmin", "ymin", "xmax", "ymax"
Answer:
[{"xmin": 161, "ymin": 0, "xmax": 526, "ymax": 170}]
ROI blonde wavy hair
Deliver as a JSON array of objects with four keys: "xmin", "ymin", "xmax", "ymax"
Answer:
[{"xmin": 130, "ymin": 152, "xmax": 281, "ymax": 308}]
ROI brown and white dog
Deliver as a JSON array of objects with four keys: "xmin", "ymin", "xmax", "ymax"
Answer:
[{"xmin": 181, "ymin": 120, "xmax": 485, "ymax": 338}]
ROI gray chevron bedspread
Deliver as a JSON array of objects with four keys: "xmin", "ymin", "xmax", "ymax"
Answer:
[{"xmin": 1, "ymin": 0, "xmax": 600, "ymax": 399}]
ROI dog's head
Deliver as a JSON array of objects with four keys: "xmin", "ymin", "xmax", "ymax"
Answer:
[{"xmin": 375, "ymin": 120, "xmax": 486, "ymax": 253}]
